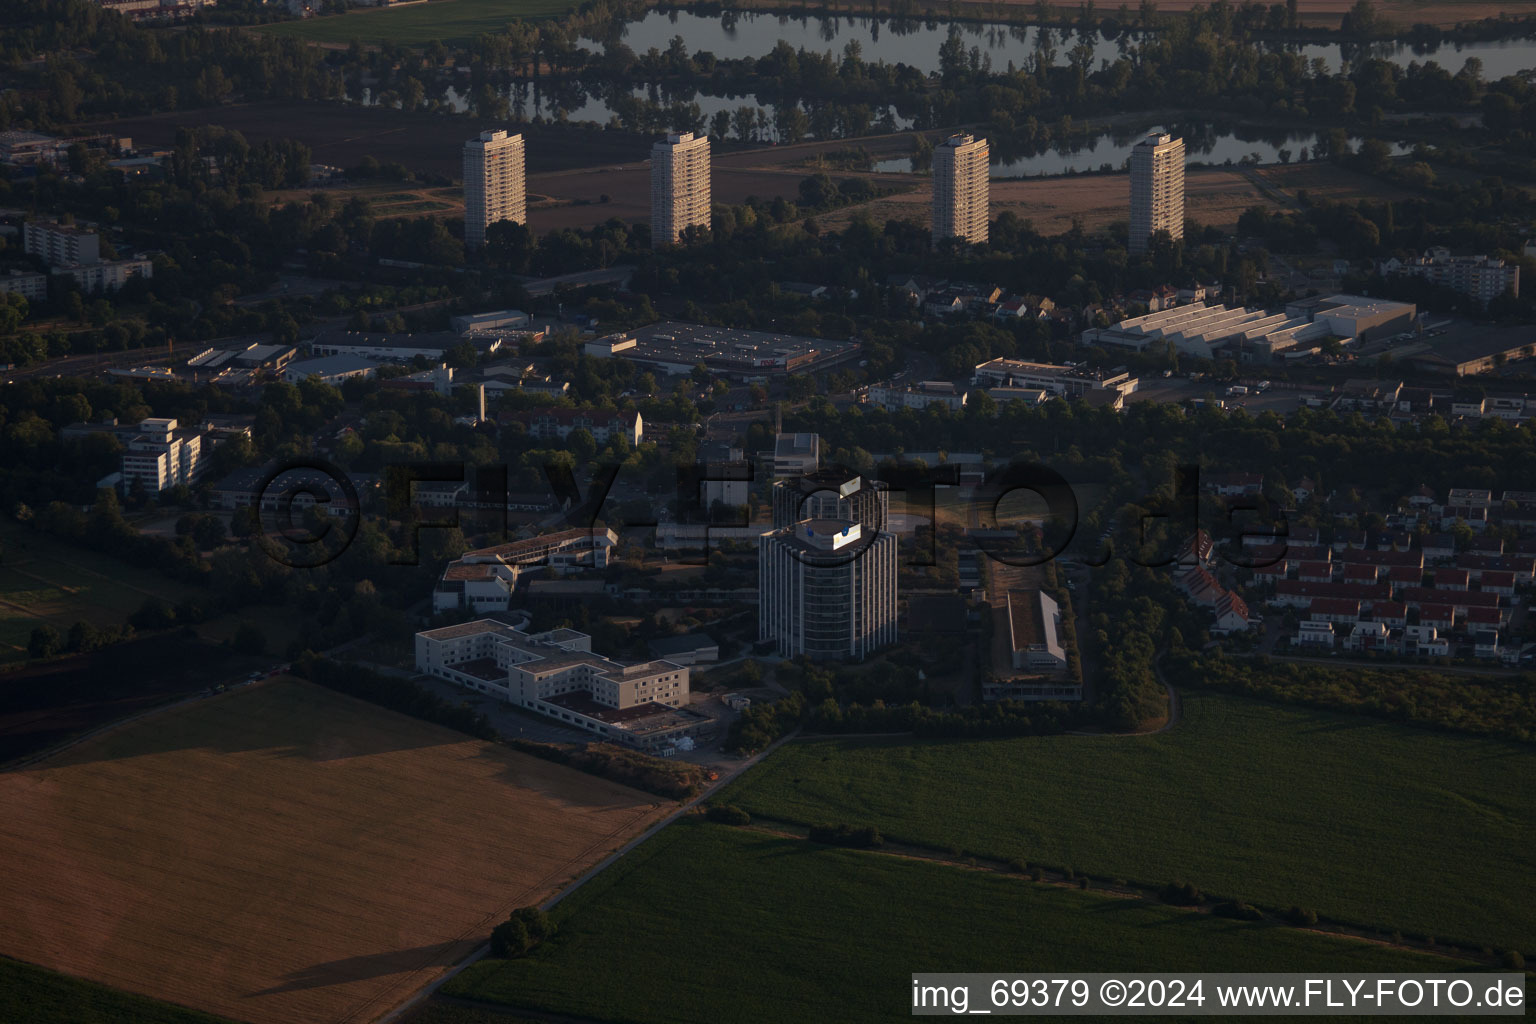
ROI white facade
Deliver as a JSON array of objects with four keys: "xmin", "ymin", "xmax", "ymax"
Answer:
[
  {"xmin": 932, "ymin": 133, "xmax": 990, "ymax": 246},
  {"xmin": 52, "ymin": 258, "xmax": 152, "ymax": 293},
  {"xmin": 24, "ymin": 221, "xmax": 100, "ymax": 266},
  {"xmin": 772, "ymin": 432, "xmax": 820, "ymax": 478},
  {"xmin": 0, "ymin": 270, "xmax": 48, "ymax": 300},
  {"xmin": 1129, "ymin": 133, "xmax": 1185, "ymax": 254},
  {"xmin": 867, "ymin": 382, "xmax": 968, "ymax": 412},
  {"xmin": 650, "ymin": 132, "xmax": 711, "ymax": 246},
  {"xmin": 414, "ymin": 620, "xmax": 697, "ymax": 747},
  {"xmin": 432, "ymin": 528, "xmax": 619, "ymax": 613},
  {"xmin": 121, "ymin": 417, "xmax": 202, "ymax": 493},
  {"xmin": 758, "ymin": 519, "xmax": 898, "ymax": 661},
  {"xmin": 463, "ymin": 130, "xmax": 526, "ymax": 248}
]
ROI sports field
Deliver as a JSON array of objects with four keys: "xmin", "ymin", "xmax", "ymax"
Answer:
[
  {"xmin": 443, "ymin": 822, "xmax": 1472, "ymax": 1024},
  {"xmin": 257, "ymin": 0, "xmax": 577, "ymax": 46},
  {"xmin": 0, "ymin": 679, "xmax": 669, "ymax": 1024},
  {"xmin": 0, "ymin": 522, "xmax": 193, "ymax": 664},
  {"xmin": 721, "ymin": 693, "xmax": 1536, "ymax": 952}
]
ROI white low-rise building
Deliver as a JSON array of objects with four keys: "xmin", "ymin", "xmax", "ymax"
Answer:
[
  {"xmin": 866, "ymin": 381, "xmax": 968, "ymax": 412},
  {"xmin": 432, "ymin": 528, "xmax": 618, "ymax": 612},
  {"xmin": 415, "ymin": 619, "xmax": 706, "ymax": 748}
]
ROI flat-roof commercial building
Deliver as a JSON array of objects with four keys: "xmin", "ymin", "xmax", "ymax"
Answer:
[
  {"xmin": 587, "ymin": 321, "xmax": 859, "ymax": 379},
  {"xmin": 867, "ymin": 381, "xmax": 969, "ymax": 412},
  {"xmin": 1006, "ymin": 589, "xmax": 1067, "ymax": 671},
  {"xmin": 973, "ymin": 358, "xmax": 1139, "ymax": 399},
  {"xmin": 432, "ymin": 527, "xmax": 619, "ymax": 613},
  {"xmin": 415, "ymin": 620, "xmax": 706, "ymax": 748},
  {"xmin": 932, "ymin": 133, "xmax": 990, "ymax": 247},
  {"xmin": 759, "ymin": 519, "xmax": 898, "ymax": 661},
  {"xmin": 1410, "ymin": 323, "xmax": 1536, "ymax": 377},
  {"xmin": 773, "ymin": 432, "xmax": 820, "ymax": 478},
  {"xmin": 283, "ymin": 354, "xmax": 378, "ymax": 385},
  {"xmin": 463, "ymin": 130, "xmax": 526, "ymax": 249},
  {"xmin": 1129, "ymin": 133, "xmax": 1185, "ymax": 254},
  {"xmin": 651, "ymin": 131, "xmax": 711, "ymax": 247},
  {"xmin": 1284, "ymin": 294, "xmax": 1417, "ymax": 343},
  {"xmin": 308, "ymin": 328, "xmax": 503, "ymax": 363}
]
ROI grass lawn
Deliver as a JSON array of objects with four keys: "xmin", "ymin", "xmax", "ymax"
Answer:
[
  {"xmin": 721, "ymin": 693, "xmax": 1536, "ymax": 952},
  {"xmin": 0, "ymin": 522, "xmax": 194, "ymax": 664},
  {"xmin": 445, "ymin": 822, "xmax": 1473, "ymax": 1024},
  {"xmin": 257, "ymin": 0, "xmax": 577, "ymax": 46},
  {"xmin": 0, "ymin": 957, "xmax": 233, "ymax": 1024}
]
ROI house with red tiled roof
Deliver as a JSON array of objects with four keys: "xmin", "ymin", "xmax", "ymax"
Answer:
[
  {"xmin": 1369, "ymin": 601, "xmax": 1407, "ymax": 627},
  {"xmin": 1418, "ymin": 605, "xmax": 1456, "ymax": 630},
  {"xmin": 1212, "ymin": 592, "xmax": 1251, "ymax": 634},
  {"xmin": 1433, "ymin": 567, "xmax": 1470, "ymax": 591},
  {"xmin": 1480, "ymin": 570, "xmax": 1516, "ymax": 596},
  {"xmin": 1465, "ymin": 606, "xmax": 1503, "ymax": 631},
  {"xmin": 1341, "ymin": 563, "xmax": 1381, "ymax": 585},
  {"xmin": 1297, "ymin": 560, "xmax": 1334, "ymax": 583},
  {"xmin": 1309, "ymin": 597, "xmax": 1361, "ymax": 623}
]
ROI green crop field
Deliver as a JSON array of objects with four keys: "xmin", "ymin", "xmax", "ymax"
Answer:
[
  {"xmin": 721, "ymin": 693, "xmax": 1536, "ymax": 952},
  {"xmin": 445, "ymin": 822, "xmax": 1472, "ymax": 1024},
  {"xmin": 0, "ymin": 958, "xmax": 233, "ymax": 1024},
  {"xmin": 257, "ymin": 0, "xmax": 577, "ymax": 47},
  {"xmin": 0, "ymin": 522, "xmax": 193, "ymax": 663}
]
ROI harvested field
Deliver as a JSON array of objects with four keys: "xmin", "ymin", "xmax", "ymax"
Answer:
[
  {"xmin": 0, "ymin": 679, "xmax": 668, "ymax": 1024},
  {"xmin": 256, "ymin": 0, "xmax": 577, "ymax": 47},
  {"xmin": 728, "ymin": 0, "xmax": 1536, "ymax": 29},
  {"xmin": 818, "ymin": 166, "xmax": 1275, "ymax": 235}
]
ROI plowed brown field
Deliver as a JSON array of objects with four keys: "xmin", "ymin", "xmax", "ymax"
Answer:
[{"xmin": 0, "ymin": 678, "xmax": 668, "ymax": 1024}]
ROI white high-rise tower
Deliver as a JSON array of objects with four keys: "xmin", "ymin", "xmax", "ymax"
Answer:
[
  {"xmin": 650, "ymin": 131, "xmax": 711, "ymax": 247},
  {"xmin": 932, "ymin": 133, "xmax": 990, "ymax": 247},
  {"xmin": 1129, "ymin": 132, "xmax": 1185, "ymax": 254},
  {"xmin": 463, "ymin": 129, "xmax": 526, "ymax": 249}
]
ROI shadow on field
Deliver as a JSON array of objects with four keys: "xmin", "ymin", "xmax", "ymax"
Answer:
[
  {"xmin": 467, "ymin": 744, "xmax": 672, "ymax": 810},
  {"xmin": 244, "ymin": 940, "xmax": 466, "ymax": 995},
  {"xmin": 28, "ymin": 680, "xmax": 465, "ymax": 771}
]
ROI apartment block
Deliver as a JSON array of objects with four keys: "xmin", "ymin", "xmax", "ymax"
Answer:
[
  {"xmin": 1380, "ymin": 248, "xmax": 1519, "ymax": 306},
  {"xmin": 463, "ymin": 130, "xmax": 526, "ymax": 249},
  {"xmin": 650, "ymin": 131, "xmax": 711, "ymax": 246},
  {"xmin": 1129, "ymin": 133, "xmax": 1185, "ymax": 254},
  {"xmin": 53, "ymin": 258, "xmax": 153, "ymax": 294},
  {"xmin": 932, "ymin": 133, "xmax": 990, "ymax": 247},
  {"xmin": 0, "ymin": 269, "xmax": 48, "ymax": 301},
  {"xmin": 24, "ymin": 220, "xmax": 101, "ymax": 266}
]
